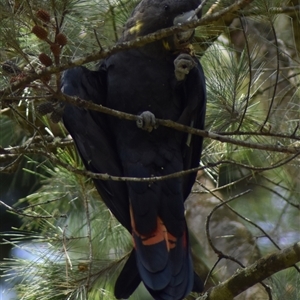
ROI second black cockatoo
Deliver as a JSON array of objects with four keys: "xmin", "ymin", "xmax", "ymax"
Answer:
[{"xmin": 62, "ymin": 0, "xmax": 206, "ymax": 299}]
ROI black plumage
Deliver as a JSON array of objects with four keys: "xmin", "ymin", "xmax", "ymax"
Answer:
[{"xmin": 62, "ymin": 1, "xmax": 206, "ymax": 299}]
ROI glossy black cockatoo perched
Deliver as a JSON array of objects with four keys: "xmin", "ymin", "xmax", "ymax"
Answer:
[{"xmin": 62, "ymin": 0, "xmax": 206, "ymax": 299}]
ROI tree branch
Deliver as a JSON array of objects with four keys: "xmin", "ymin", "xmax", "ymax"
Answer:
[
  {"xmin": 0, "ymin": 0, "xmax": 253, "ymax": 98},
  {"xmin": 1, "ymin": 143, "xmax": 298, "ymax": 182},
  {"xmin": 1, "ymin": 92, "xmax": 300, "ymax": 160},
  {"xmin": 57, "ymin": 94, "xmax": 300, "ymax": 154},
  {"xmin": 199, "ymin": 242, "xmax": 300, "ymax": 300},
  {"xmin": 241, "ymin": 5, "xmax": 300, "ymax": 17}
]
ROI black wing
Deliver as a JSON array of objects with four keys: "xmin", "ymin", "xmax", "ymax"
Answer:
[{"xmin": 62, "ymin": 66, "xmax": 131, "ymax": 230}]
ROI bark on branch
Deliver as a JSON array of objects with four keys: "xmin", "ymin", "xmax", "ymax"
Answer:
[
  {"xmin": 0, "ymin": 0, "xmax": 253, "ymax": 97},
  {"xmin": 58, "ymin": 94, "xmax": 300, "ymax": 155},
  {"xmin": 199, "ymin": 242, "xmax": 300, "ymax": 300}
]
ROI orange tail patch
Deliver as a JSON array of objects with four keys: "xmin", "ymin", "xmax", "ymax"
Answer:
[{"xmin": 130, "ymin": 205, "xmax": 177, "ymax": 251}]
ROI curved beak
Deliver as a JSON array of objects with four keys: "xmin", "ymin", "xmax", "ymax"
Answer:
[{"xmin": 173, "ymin": 10, "xmax": 198, "ymax": 47}]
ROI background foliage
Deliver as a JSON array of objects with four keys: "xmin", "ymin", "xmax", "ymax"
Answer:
[{"xmin": 0, "ymin": 0, "xmax": 299, "ymax": 299}]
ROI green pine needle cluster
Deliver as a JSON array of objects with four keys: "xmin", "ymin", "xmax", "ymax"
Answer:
[{"xmin": 0, "ymin": 0, "xmax": 299, "ymax": 299}]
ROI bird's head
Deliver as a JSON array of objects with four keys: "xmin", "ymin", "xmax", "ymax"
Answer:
[{"xmin": 121, "ymin": 0, "xmax": 202, "ymax": 51}]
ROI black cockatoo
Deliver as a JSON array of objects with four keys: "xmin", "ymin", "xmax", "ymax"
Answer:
[{"xmin": 62, "ymin": 0, "xmax": 206, "ymax": 299}]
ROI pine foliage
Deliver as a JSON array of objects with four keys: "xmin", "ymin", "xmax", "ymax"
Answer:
[{"xmin": 0, "ymin": 0, "xmax": 299, "ymax": 299}]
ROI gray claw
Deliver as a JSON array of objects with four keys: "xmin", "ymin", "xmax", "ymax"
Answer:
[
  {"xmin": 136, "ymin": 111, "xmax": 157, "ymax": 132},
  {"xmin": 174, "ymin": 54, "xmax": 196, "ymax": 81}
]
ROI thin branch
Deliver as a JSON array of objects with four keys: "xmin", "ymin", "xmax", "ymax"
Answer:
[
  {"xmin": 203, "ymin": 256, "xmax": 222, "ymax": 288},
  {"xmin": 0, "ymin": 200, "xmax": 67, "ymax": 219},
  {"xmin": 2, "ymin": 142, "xmax": 300, "ymax": 182},
  {"xmin": 62, "ymin": 225, "xmax": 72, "ymax": 281},
  {"xmin": 236, "ymin": 16, "xmax": 252, "ymax": 131},
  {"xmin": 80, "ymin": 178, "xmax": 93, "ymax": 291},
  {"xmin": 205, "ymin": 189, "xmax": 252, "ymax": 257},
  {"xmin": 203, "ymin": 185, "xmax": 281, "ymax": 253},
  {"xmin": 0, "ymin": 0, "xmax": 253, "ymax": 98},
  {"xmin": 15, "ymin": 194, "xmax": 69, "ymax": 211},
  {"xmin": 56, "ymin": 94, "xmax": 300, "ymax": 154},
  {"xmin": 3, "ymin": 93, "xmax": 299, "ymax": 160},
  {"xmin": 201, "ymin": 186, "xmax": 277, "ymax": 299},
  {"xmin": 203, "ymin": 188, "xmax": 275, "ymax": 296},
  {"xmin": 107, "ymin": 0, "xmax": 119, "ymax": 42},
  {"xmin": 261, "ymin": 15, "xmax": 280, "ymax": 128},
  {"xmin": 191, "ymin": 0, "xmax": 210, "ymax": 19},
  {"xmin": 93, "ymin": 29, "xmax": 103, "ymax": 51},
  {"xmin": 202, "ymin": 182, "xmax": 300, "ymax": 274},
  {"xmin": 217, "ymin": 130, "xmax": 300, "ymax": 140},
  {"xmin": 241, "ymin": 5, "xmax": 300, "ymax": 17},
  {"xmin": 199, "ymin": 242, "xmax": 300, "ymax": 300},
  {"xmin": 254, "ymin": 182, "xmax": 300, "ymax": 209}
]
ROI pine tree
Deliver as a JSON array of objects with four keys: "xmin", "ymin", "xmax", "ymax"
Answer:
[{"xmin": 0, "ymin": 1, "xmax": 299, "ymax": 299}]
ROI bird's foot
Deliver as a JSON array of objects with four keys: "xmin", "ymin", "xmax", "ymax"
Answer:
[
  {"xmin": 136, "ymin": 111, "xmax": 157, "ymax": 132},
  {"xmin": 174, "ymin": 53, "xmax": 196, "ymax": 81}
]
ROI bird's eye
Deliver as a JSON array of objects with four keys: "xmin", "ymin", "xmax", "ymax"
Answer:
[{"xmin": 164, "ymin": 4, "xmax": 169, "ymax": 10}]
